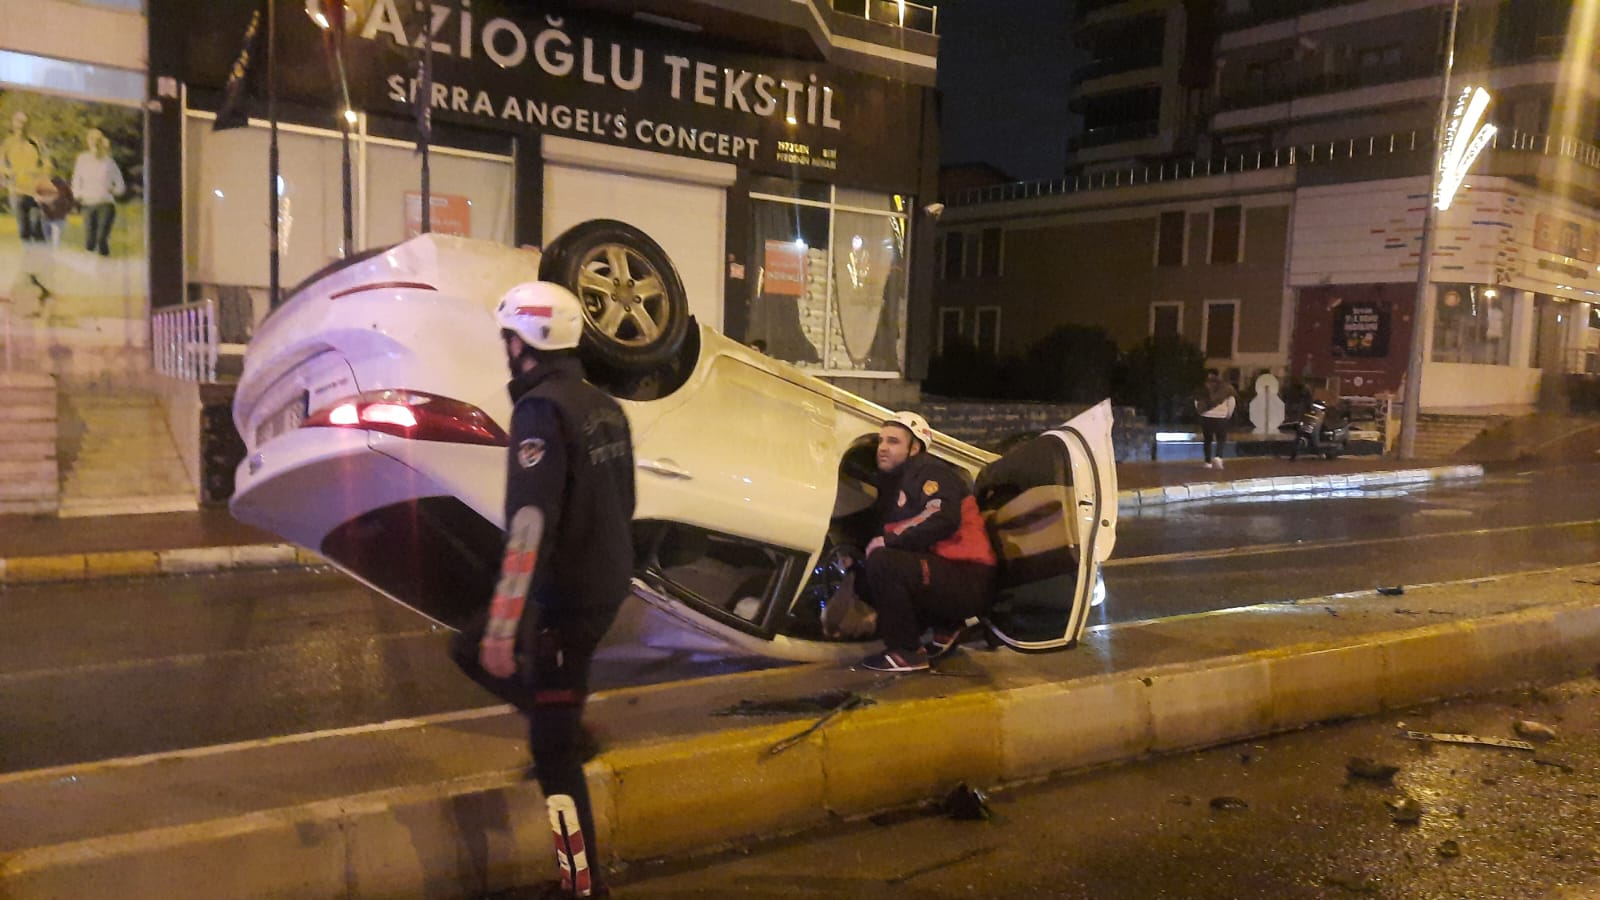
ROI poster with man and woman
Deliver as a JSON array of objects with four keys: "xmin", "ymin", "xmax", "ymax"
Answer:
[{"xmin": 0, "ymin": 85, "xmax": 143, "ymax": 378}]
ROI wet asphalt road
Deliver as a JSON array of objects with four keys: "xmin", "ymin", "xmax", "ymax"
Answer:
[
  {"xmin": 3, "ymin": 462, "xmax": 1598, "ymax": 773},
  {"xmin": 607, "ymin": 675, "xmax": 1600, "ymax": 899}
]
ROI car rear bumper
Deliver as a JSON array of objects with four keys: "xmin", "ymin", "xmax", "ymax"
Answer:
[{"xmin": 231, "ymin": 429, "xmax": 445, "ymax": 555}]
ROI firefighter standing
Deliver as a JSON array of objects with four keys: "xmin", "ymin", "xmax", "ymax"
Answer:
[
  {"xmin": 450, "ymin": 281, "xmax": 634, "ymax": 899},
  {"xmin": 858, "ymin": 411, "xmax": 997, "ymax": 672}
]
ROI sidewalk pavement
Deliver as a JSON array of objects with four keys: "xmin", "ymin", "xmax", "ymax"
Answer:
[
  {"xmin": 7, "ymin": 561, "xmax": 1600, "ymax": 898},
  {"xmin": 0, "ymin": 456, "xmax": 1485, "ymax": 586}
]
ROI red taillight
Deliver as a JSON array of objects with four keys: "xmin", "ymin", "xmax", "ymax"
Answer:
[{"xmin": 304, "ymin": 390, "xmax": 506, "ymax": 446}]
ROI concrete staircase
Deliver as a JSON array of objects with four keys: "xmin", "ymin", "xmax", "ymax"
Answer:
[
  {"xmin": 0, "ymin": 372, "xmax": 59, "ymax": 515},
  {"xmin": 1412, "ymin": 413, "xmax": 1495, "ymax": 460},
  {"xmin": 57, "ymin": 389, "xmax": 195, "ymax": 518}
]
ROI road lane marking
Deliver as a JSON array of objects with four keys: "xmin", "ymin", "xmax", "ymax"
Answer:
[{"xmin": 1106, "ymin": 517, "xmax": 1600, "ymax": 568}]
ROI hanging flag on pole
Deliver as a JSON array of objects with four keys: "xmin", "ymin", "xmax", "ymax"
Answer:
[{"xmin": 214, "ymin": 3, "xmax": 265, "ymax": 131}]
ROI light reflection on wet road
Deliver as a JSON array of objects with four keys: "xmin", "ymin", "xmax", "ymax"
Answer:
[{"xmin": 3, "ymin": 463, "xmax": 1596, "ymax": 772}]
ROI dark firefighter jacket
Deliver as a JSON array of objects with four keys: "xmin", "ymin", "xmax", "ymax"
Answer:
[
  {"xmin": 505, "ymin": 355, "xmax": 636, "ymax": 642},
  {"xmin": 874, "ymin": 452, "xmax": 996, "ymax": 566}
]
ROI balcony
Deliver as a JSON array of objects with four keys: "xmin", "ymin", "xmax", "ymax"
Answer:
[
  {"xmin": 1073, "ymin": 119, "xmax": 1161, "ymax": 150},
  {"xmin": 1074, "ymin": 56, "xmax": 1163, "ymax": 85},
  {"xmin": 1218, "ymin": 0, "xmax": 1366, "ymax": 32},
  {"xmin": 1217, "ymin": 56, "xmax": 1443, "ymax": 112},
  {"xmin": 947, "ymin": 126, "xmax": 1600, "ymax": 208},
  {"xmin": 830, "ymin": 0, "xmax": 938, "ymax": 34}
]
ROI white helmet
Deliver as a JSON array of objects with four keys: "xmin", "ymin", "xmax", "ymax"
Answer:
[
  {"xmin": 884, "ymin": 410, "xmax": 933, "ymax": 451},
  {"xmin": 495, "ymin": 282, "xmax": 584, "ymax": 351}
]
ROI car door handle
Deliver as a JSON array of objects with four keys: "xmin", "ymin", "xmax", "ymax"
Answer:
[{"xmin": 637, "ymin": 458, "xmax": 693, "ymax": 479}]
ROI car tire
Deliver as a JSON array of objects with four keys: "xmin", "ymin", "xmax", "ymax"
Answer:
[{"xmin": 540, "ymin": 220, "xmax": 690, "ymax": 373}]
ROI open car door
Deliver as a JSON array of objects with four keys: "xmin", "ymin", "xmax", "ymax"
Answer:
[{"xmin": 975, "ymin": 400, "xmax": 1118, "ymax": 652}]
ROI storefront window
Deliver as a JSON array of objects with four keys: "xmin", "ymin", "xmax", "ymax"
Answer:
[
  {"xmin": 184, "ymin": 115, "xmax": 513, "ymax": 302},
  {"xmin": 742, "ymin": 184, "xmax": 910, "ymax": 374},
  {"xmin": 1432, "ymin": 283, "xmax": 1512, "ymax": 365}
]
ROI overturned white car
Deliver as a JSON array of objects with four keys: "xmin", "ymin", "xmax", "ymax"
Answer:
[{"xmin": 230, "ymin": 224, "xmax": 1117, "ymax": 662}]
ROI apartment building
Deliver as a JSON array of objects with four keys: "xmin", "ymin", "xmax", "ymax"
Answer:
[{"xmin": 937, "ymin": 0, "xmax": 1600, "ymax": 412}]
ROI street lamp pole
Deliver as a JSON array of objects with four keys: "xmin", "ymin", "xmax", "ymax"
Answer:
[{"xmin": 1398, "ymin": 0, "xmax": 1463, "ymax": 459}]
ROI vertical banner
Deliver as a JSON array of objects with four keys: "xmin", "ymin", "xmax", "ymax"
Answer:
[{"xmin": 0, "ymin": 89, "xmax": 144, "ymax": 377}]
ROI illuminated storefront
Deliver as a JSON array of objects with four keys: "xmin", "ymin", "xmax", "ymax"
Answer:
[{"xmin": 147, "ymin": 0, "xmax": 940, "ymax": 379}]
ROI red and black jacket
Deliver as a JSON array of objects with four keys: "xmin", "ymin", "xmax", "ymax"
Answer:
[{"xmin": 874, "ymin": 453, "xmax": 996, "ymax": 566}]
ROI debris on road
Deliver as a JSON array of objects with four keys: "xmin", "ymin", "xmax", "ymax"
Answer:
[
  {"xmin": 1376, "ymin": 586, "xmax": 1405, "ymax": 596},
  {"xmin": 1402, "ymin": 731, "xmax": 1536, "ymax": 752},
  {"xmin": 1345, "ymin": 757, "xmax": 1400, "ymax": 783},
  {"xmin": 1437, "ymin": 839, "xmax": 1462, "ymax": 858},
  {"xmin": 715, "ymin": 691, "xmax": 863, "ymax": 717},
  {"xmin": 1323, "ymin": 871, "xmax": 1380, "ymax": 893},
  {"xmin": 763, "ymin": 693, "xmax": 871, "ymax": 756},
  {"xmin": 1209, "ymin": 796, "xmax": 1249, "ymax": 811},
  {"xmin": 1533, "ymin": 756, "xmax": 1575, "ymax": 774},
  {"xmin": 1387, "ymin": 794, "xmax": 1423, "ymax": 824},
  {"xmin": 1513, "ymin": 719, "xmax": 1558, "ymax": 742},
  {"xmin": 940, "ymin": 783, "xmax": 991, "ymax": 821}
]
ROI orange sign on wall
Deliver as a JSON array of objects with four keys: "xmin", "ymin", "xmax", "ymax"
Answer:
[
  {"xmin": 404, "ymin": 192, "xmax": 471, "ymax": 239},
  {"xmin": 762, "ymin": 240, "xmax": 807, "ymax": 296}
]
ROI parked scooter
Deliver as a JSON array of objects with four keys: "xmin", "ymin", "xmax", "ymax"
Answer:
[{"xmin": 1288, "ymin": 398, "xmax": 1351, "ymax": 460}]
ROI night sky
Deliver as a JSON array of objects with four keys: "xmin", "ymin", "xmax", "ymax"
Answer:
[{"xmin": 936, "ymin": 0, "xmax": 1081, "ymax": 181}]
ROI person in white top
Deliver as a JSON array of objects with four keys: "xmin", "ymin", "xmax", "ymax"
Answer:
[
  {"xmin": 1196, "ymin": 368, "xmax": 1237, "ymax": 470},
  {"xmin": 71, "ymin": 129, "xmax": 124, "ymax": 256}
]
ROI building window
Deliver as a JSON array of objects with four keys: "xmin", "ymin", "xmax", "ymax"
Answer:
[
  {"xmin": 1210, "ymin": 205, "xmax": 1243, "ymax": 264},
  {"xmin": 975, "ymin": 306, "xmax": 1000, "ymax": 354},
  {"xmin": 938, "ymin": 307, "xmax": 964, "ymax": 354},
  {"xmin": 1432, "ymin": 284, "xmax": 1512, "ymax": 366},
  {"xmin": 184, "ymin": 114, "xmax": 514, "ymax": 294},
  {"xmin": 977, "ymin": 227, "xmax": 1003, "ymax": 278},
  {"xmin": 942, "ymin": 230, "xmax": 965, "ymax": 280},
  {"xmin": 0, "ymin": 48, "xmax": 143, "ymax": 104},
  {"xmin": 1202, "ymin": 300, "xmax": 1238, "ymax": 359},
  {"xmin": 1151, "ymin": 302, "xmax": 1182, "ymax": 340},
  {"xmin": 746, "ymin": 182, "xmax": 910, "ymax": 374},
  {"xmin": 1156, "ymin": 211, "xmax": 1186, "ymax": 267}
]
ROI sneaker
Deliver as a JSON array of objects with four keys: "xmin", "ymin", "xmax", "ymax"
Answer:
[
  {"xmin": 859, "ymin": 648, "xmax": 930, "ymax": 672},
  {"xmin": 923, "ymin": 623, "xmax": 976, "ymax": 660},
  {"xmin": 1213, "ymin": 457, "xmax": 1225, "ymax": 470}
]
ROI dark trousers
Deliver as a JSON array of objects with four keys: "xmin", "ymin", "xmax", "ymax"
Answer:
[
  {"xmin": 1201, "ymin": 417, "xmax": 1229, "ymax": 462},
  {"xmin": 451, "ymin": 609, "xmax": 603, "ymax": 889},
  {"xmin": 862, "ymin": 546, "xmax": 994, "ymax": 654},
  {"xmin": 85, "ymin": 202, "xmax": 115, "ymax": 255},
  {"xmin": 12, "ymin": 194, "xmax": 40, "ymax": 241}
]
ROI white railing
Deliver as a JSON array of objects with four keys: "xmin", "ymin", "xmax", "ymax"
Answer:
[
  {"xmin": 948, "ymin": 127, "xmax": 1600, "ymax": 207},
  {"xmin": 152, "ymin": 299, "xmax": 218, "ymax": 382}
]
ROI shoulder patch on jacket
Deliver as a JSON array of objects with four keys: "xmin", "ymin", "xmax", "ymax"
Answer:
[{"xmin": 517, "ymin": 438, "xmax": 546, "ymax": 468}]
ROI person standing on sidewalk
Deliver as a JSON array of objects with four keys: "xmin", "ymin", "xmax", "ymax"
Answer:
[
  {"xmin": 1197, "ymin": 369, "xmax": 1237, "ymax": 470},
  {"xmin": 450, "ymin": 282, "xmax": 634, "ymax": 899},
  {"xmin": 857, "ymin": 411, "xmax": 997, "ymax": 672}
]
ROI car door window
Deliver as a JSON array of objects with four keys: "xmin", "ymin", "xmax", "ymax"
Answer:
[{"xmin": 975, "ymin": 401, "xmax": 1116, "ymax": 651}]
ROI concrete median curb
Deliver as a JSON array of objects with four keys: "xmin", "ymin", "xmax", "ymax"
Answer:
[
  {"xmin": 1118, "ymin": 463, "xmax": 1485, "ymax": 511},
  {"xmin": 0, "ymin": 544, "xmax": 322, "ymax": 586},
  {"xmin": 8, "ymin": 582, "xmax": 1600, "ymax": 899}
]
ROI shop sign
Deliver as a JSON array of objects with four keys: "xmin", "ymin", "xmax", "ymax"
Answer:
[
  {"xmin": 403, "ymin": 191, "xmax": 470, "ymax": 238},
  {"xmin": 1332, "ymin": 299, "xmax": 1389, "ymax": 358},
  {"xmin": 179, "ymin": 1, "xmax": 925, "ymax": 189},
  {"xmin": 762, "ymin": 240, "xmax": 807, "ymax": 297}
]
